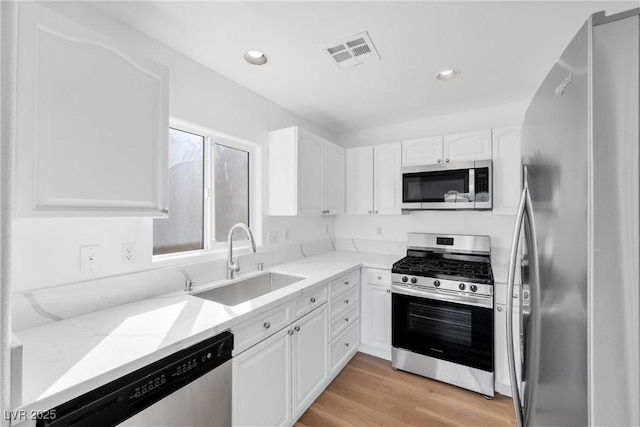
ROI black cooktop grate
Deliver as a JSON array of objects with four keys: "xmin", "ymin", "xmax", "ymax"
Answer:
[{"xmin": 392, "ymin": 254, "xmax": 493, "ymax": 284}]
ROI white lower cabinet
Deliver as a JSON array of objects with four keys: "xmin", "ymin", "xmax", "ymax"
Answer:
[
  {"xmin": 232, "ymin": 302, "xmax": 328, "ymax": 426},
  {"xmin": 360, "ymin": 268, "xmax": 392, "ymax": 360},
  {"xmin": 330, "ymin": 319, "xmax": 360, "ymax": 376},
  {"xmin": 292, "ymin": 305, "xmax": 329, "ymax": 419},
  {"xmin": 233, "ymin": 271, "xmax": 362, "ymax": 426},
  {"xmin": 233, "ymin": 326, "xmax": 292, "ymax": 427},
  {"xmin": 327, "ymin": 269, "xmax": 361, "ymax": 376}
]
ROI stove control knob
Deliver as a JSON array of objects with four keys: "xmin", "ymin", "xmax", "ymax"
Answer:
[
  {"xmin": 402, "ymin": 276, "xmax": 408, "ymax": 283},
  {"xmin": 459, "ymin": 283, "xmax": 466, "ymax": 291},
  {"xmin": 410, "ymin": 277, "xmax": 417, "ymax": 284},
  {"xmin": 470, "ymin": 285, "xmax": 478, "ymax": 293},
  {"xmin": 433, "ymin": 280, "xmax": 441, "ymax": 287}
]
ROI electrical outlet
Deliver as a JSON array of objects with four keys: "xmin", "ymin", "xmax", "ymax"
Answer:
[
  {"xmin": 283, "ymin": 229, "xmax": 289, "ymax": 241},
  {"xmin": 325, "ymin": 224, "xmax": 329, "ymax": 234},
  {"xmin": 80, "ymin": 245, "xmax": 100, "ymax": 272},
  {"xmin": 376, "ymin": 227, "xmax": 383, "ymax": 237},
  {"xmin": 122, "ymin": 242, "xmax": 136, "ymax": 264}
]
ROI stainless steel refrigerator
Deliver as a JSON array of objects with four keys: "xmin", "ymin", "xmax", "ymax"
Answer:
[{"xmin": 506, "ymin": 8, "xmax": 640, "ymax": 427}]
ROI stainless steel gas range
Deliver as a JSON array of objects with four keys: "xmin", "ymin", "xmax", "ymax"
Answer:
[{"xmin": 391, "ymin": 233, "xmax": 494, "ymax": 397}]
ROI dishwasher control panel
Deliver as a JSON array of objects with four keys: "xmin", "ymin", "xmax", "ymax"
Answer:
[{"xmin": 37, "ymin": 331, "xmax": 233, "ymax": 427}]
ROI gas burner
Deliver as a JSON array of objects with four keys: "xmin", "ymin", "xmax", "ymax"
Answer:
[
  {"xmin": 391, "ymin": 233, "xmax": 494, "ymax": 285},
  {"xmin": 392, "ymin": 256, "xmax": 493, "ymax": 284}
]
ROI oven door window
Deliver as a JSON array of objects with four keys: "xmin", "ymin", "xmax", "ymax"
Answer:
[
  {"xmin": 402, "ymin": 169, "xmax": 470, "ymax": 203},
  {"xmin": 392, "ymin": 293, "xmax": 493, "ymax": 372}
]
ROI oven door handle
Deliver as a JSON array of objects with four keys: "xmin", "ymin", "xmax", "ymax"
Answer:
[{"xmin": 391, "ymin": 284, "xmax": 493, "ymax": 309}]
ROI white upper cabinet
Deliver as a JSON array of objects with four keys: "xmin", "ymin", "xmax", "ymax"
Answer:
[
  {"xmin": 297, "ymin": 133, "xmax": 324, "ymax": 215},
  {"xmin": 373, "ymin": 143, "xmax": 402, "ymax": 215},
  {"xmin": 402, "ymin": 136, "xmax": 443, "ymax": 166},
  {"xmin": 346, "ymin": 142, "xmax": 401, "ymax": 215},
  {"xmin": 443, "ymin": 129, "xmax": 493, "ymax": 163},
  {"xmin": 323, "ymin": 143, "xmax": 346, "ymax": 215},
  {"xmin": 268, "ymin": 126, "xmax": 345, "ymax": 216},
  {"xmin": 345, "ymin": 147, "xmax": 374, "ymax": 215},
  {"xmin": 492, "ymin": 126, "xmax": 522, "ymax": 215},
  {"xmin": 401, "ymin": 129, "xmax": 492, "ymax": 166},
  {"xmin": 15, "ymin": 2, "xmax": 169, "ymax": 218}
]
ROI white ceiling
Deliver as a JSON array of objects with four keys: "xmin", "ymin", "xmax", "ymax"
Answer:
[{"xmin": 91, "ymin": 1, "xmax": 637, "ymax": 135}]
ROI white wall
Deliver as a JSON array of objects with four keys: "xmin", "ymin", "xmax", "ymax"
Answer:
[
  {"xmin": 335, "ymin": 100, "xmax": 529, "ymax": 148},
  {"xmin": 11, "ymin": 2, "xmax": 335, "ymax": 292},
  {"xmin": 334, "ymin": 100, "xmax": 529, "ymax": 264}
]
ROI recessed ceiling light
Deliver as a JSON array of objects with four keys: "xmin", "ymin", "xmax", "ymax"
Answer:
[
  {"xmin": 244, "ymin": 50, "xmax": 268, "ymax": 65},
  {"xmin": 436, "ymin": 69, "xmax": 459, "ymax": 81}
]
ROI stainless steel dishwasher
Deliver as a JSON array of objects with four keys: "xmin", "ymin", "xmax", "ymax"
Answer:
[{"xmin": 37, "ymin": 331, "xmax": 233, "ymax": 427}]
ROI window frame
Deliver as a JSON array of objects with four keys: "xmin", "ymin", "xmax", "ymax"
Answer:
[{"xmin": 153, "ymin": 118, "xmax": 259, "ymax": 261}]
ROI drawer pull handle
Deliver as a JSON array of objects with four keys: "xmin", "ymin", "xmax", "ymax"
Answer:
[
  {"xmin": 497, "ymin": 306, "xmax": 503, "ymax": 312},
  {"xmin": 263, "ymin": 322, "xmax": 271, "ymax": 329},
  {"xmin": 344, "ymin": 299, "xmax": 349, "ymax": 304},
  {"xmin": 386, "ymin": 289, "xmax": 391, "ymax": 293},
  {"xmin": 294, "ymin": 325, "xmax": 300, "ymax": 332},
  {"xmin": 288, "ymin": 329, "xmax": 294, "ymax": 335},
  {"xmin": 344, "ymin": 317, "xmax": 349, "ymax": 322},
  {"xmin": 344, "ymin": 342, "xmax": 349, "ymax": 347},
  {"xmin": 344, "ymin": 281, "xmax": 349, "ymax": 286},
  {"xmin": 310, "ymin": 297, "xmax": 316, "ymax": 303},
  {"xmin": 377, "ymin": 275, "xmax": 382, "ymax": 280},
  {"xmin": 513, "ymin": 294, "xmax": 518, "ymax": 298}
]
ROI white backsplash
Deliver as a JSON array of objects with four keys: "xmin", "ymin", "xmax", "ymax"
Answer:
[
  {"xmin": 334, "ymin": 237, "xmax": 406, "ymax": 256},
  {"xmin": 12, "ymin": 238, "xmax": 335, "ymax": 332}
]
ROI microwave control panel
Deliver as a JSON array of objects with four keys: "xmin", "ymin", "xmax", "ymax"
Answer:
[{"xmin": 475, "ymin": 167, "xmax": 490, "ymax": 193}]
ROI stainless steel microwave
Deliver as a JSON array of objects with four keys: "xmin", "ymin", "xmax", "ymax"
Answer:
[{"xmin": 401, "ymin": 160, "xmax": 492, "ymax": 210}]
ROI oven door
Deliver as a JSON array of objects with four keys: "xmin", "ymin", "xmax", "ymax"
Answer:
[{"xmin": 392, "ymin": 286, "xmax": 493, "ymax": 372}]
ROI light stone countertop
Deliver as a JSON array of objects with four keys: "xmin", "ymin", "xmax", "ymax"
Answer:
[{"xmin": 12, "ymin": 251, "xmax": 401, "ymax": 415}]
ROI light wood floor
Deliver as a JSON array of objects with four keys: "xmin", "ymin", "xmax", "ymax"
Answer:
[{"xmin": 295, "ymin": 352, "xmax": 517, "ymax": 427}]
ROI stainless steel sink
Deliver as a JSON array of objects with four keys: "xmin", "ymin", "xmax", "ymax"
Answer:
[{"xmin": 193, "ymin": 272, "xmax": 305, "ymax": 306}]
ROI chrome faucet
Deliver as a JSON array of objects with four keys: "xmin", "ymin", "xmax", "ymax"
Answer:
[{"xmin": 227, "ymin": 223, "xmax": 257, "ymax": 280}]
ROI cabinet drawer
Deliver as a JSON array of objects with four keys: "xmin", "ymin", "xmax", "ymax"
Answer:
[
  {"xmin": 329, "ymin": 269, "xmax": 360, "ymax": 299},
  {"xmin": 330, "ymin": 319, "xmax": 359, "ymax": 376},
  {"xmin": 329, "ymin": 304, "xmax": 359, "ymax": 341},
  {"xmin": 232, "ymin": 302, "xmax": 292, "ymax": 355},
  {"xmin": 329, "ymin": 286, "xmax": 359, "ymax": 320},
  {"xmin": 292, "ymin": 284, "xmax": 328, "ymax": 319},
  {"xmin": 367, "ymin": 268, "xmax": 391, "ymax": 285}
]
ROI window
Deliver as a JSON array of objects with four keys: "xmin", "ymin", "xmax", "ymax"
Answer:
[
  {"xmin": 153, "ymin": 125, "xmax": 254, "ymax": 256},
  {"xmin": 153, "ymin": 128, "xmax": 204, "ymax": 255},
  {"xmin": 214, "ymin": 144, "xmax": 250, "ymax": 242}
]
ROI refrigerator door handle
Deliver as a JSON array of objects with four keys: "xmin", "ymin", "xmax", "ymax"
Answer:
[{"xmin": 507, "ymin": 187, "xmax": 527, "ymax": 427}]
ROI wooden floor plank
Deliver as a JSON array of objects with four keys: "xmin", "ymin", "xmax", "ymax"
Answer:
[{"xmin": 295, "ymin": 352, "xmax": 517, "ymax": 427}]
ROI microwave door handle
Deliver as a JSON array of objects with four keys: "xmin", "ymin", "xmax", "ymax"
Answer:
[{"xmin": 469, "ymin": 168, "xmax": 475, "ymax": 201}]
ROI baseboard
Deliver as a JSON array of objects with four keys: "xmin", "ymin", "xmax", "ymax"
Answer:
[
  {"xmin": 495, "ymin": 381, "xmax": 513, "ymax": 397},
  {"xmin": 358, "ymin": 344, "xmax": 391, "ymax": 361}
]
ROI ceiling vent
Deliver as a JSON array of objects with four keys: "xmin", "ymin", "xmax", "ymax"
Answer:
[{"xmin": 323, "ymin": 31, "xmax": 381, "ymax": 69}]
